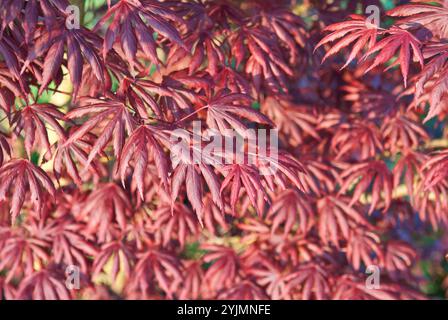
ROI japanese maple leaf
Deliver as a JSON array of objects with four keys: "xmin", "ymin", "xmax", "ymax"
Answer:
[
  {"xmin": 202, "ymin": 244, "xmax": 240, "ymax": 292},
  {"xmin": 126, "ymin": 247, "xmax": 182, "ymax": 299},
  {"xmin": 12, "ymin": 103, "xmax": 65, "ymax": 158},
  {"xmin": 219, "ymin": 164, "xmax": 269, "ymax": 216},
  {"xmin": 21, "ymin": 22, "xmax": 105, "ymax": 98},
  {"xmin": 0, "ymin": 226, "xmax": 50, "ymax": 282},
  {"xmin": 317, "ymin": 195, "xmax": 370, "ymax": 247},
  {"xmin": 387, "ymin": 1, "xmax": 448, "ymax": 38},
  {"xmin": 346, "ymin": 229, "xmax": 383, "ymax": 270},
  {"xmin": 92, "ymin": 240, "xmax": 135, "ymax": 284},
  {"xmin": 339, "ymin": 160, "xmax": 393, "ymax": 214},
  {"xmin": 258, "ymin": 150, "xmax": 307, "ymax": 192},
  {"xmin": 201, "ymin": 194, "xmax": 229, "ymax": 236},
  {"xmin": 76, "ymin": 183, "xmax": 132, "ymax": 243},
  {"xmin": 0, "ymin": 64, "xmax": 24, "ymax": 115},
  {"xmin": 152, "ymin": 203, "xmax": 199, "ymax": 248},
  {"xmin": 234, "ymin": 26, "xmax": 295, "ymax": 93},
  {"xmin": 205, "ymin": 92, "xmax": 273, "ymax": 137},
  {"xmin": 16, "ymin": 266, "xmax": 71, "ymax": 300},
  {"xmin": 261, "ymin": 96, "xmax": 320, "ymax": 147},
  {"xmin": 167, "ymin": 25, "xmax": 225, "ymax": 77},
  {"xmin": 95, "ymin": 0, "xmax": 185, "ymax": 67},
  {"xmin": 121, "ymin": 77, "xmax": 200, "ymax": 120},
  {"xmin": 171, "ymin": 163, "xmax": 222, "ymax": 225},
  {"xmin": 65, "ymin": 96, "xmax": 135, "ymax": 166},
  {"xmin": 381, "ymin": 112, "xmax": 428, "ymax": 153},
  {"xmin": 0, "ymin": 159, "xmax": 56, "ymax": 221},
  {"xmin": 26, "ymin": 217, "xmax": 98, "ymax": 273},
  {"xmin": 53, "ymin": 130, "xmax": 106, "ymax": 186},
  {"xmin": 178, "ymin": 261, "xmax": 204, "ymax": 300},
  {"xmin": 267, "ymin": 189, "xmax": 314, "ymax": 236},
  {"xmin": 413, "ymin": 42, "xmax": 448, "ymax": 122},
  {"xmin": 0, "ymin": 0, "xmax": 69, "ymax": 43},
  {"xmin": 315, "ymin": 14, "xmax": 379, "ymax": 69},
  {"xmin": 393, "ymin": 150, "xmax": 426, "ymax": 204},
  {"xmin": 286, "ymin": 262, "xmax": 331, "ymax": 300},
  {"xmin": 0, "ymin": 34, "xmax": 24, "ymax": 83},
  {"xmin": 117, "ymin": 124, "xmax": 170, "ymax": 199},
  {"xmin": 421, "ymin": 149, "xmax": 448, "ymax": 192},
  {"xmin": 259, "ymin": 8, "xmax": 308, "ymax": 65},
  {"xmin": 214, "ymin": 66, "xmax": 251, "ymax": 95},
  {"xmin": 248, "ymin": 261, "xmax": 291, "ymax": 299},
  {"xmin": 333, "ymin": 274, "xmax": 423, "ymax": 300},
  {"xmin": 384, "ymin": 241, "xmax": 416, "ymax": 279},
  {"xmin": 363, "ymin": 27, "xmax": 424, "ymax": 87},
  {"xmin": 331, "ymin": 121, "xmax": 383, "ymax": 161}
]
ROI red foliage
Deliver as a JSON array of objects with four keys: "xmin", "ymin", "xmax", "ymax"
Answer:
[{"xmin": 1, "ymin": 0, "xmax": 448, "ymax": 300}]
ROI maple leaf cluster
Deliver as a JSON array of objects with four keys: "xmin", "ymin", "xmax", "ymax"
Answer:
[{"xmin": 0, "ymin": 0, "xmax": 447, "ymax": 300}]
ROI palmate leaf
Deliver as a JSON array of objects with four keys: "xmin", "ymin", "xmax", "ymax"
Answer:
[
  {"xmin": 363, "ymin": 27, "xmax": 424, "ymax": 87},
  {"xmin": 258, "ymin": 150, "xmax": 307, "ymax": 192},
  {"xmin": 153, "ymin": 203, "xmax": 199, "ymax": 248},
  {"xmin": 53, "ymin": 130, "xmax": 106, "ymax": 186},
  {"xmin": 202, "ymin": 244, "xmax": 239, "ymax": 292},
  {"xmin": 65, "ymin": 96, "xmax": 135, "ymax": 166},
  {"xmin": 261, "ymin": 96, "xmax": 320, "ymax": 147},
  {"xmin": 12, "ymin": 103, "xmax": 65, "ymax": 158},
  {"xmin": 120, "ymin": 76, "xmax": 202, "ymax": 120},
  {"xmin": 205, "ymin": 91, "xmax": 273, "ymax": 137},
  {"xmin": 94, "ymin": 0, "xmax": 185, "ymax": 67},
  {"xmin": 330, "ymin": 121, "xmax": 383, "ymax": 161},
  {"xmin": 346, "ymin": 229, "xmax": 382, "ymax": 270},
  {"xmin": 0, "ymin": 226, "xmax": 50, "ymax": 282},
  {"xmin": 170, "ymin": 162, "xmax": 222, "ymax": 226},
  {"xmin": 92, "ymin": 240, "xmax": 134, "ymax": 283},
  {"xmin": 393, "ymin": 150, "xmax": 426, "ymax": 204},
  {"xmin": 317, "ymin": 195, "xmax": 369, "ymax": 247},
  {"xmin": 0, "ymin": 34, "xmax": 24, "ymax": 83},
  {"xmin": 387, "ymin": 1, "xmax": 448, "ymax": 38},
  {"xmin": 333, "ymin": 274, "xmax": 424, "ymax": 300},
  {"xmin": 0, "ymin": 159, "xmax": 55, "ymax": 221},
  {"xmin": 126, "ymin": 246, "xmax": 182, "ymax": 299},
  {"xmin": 218, "ymin": 281, "xmax": 268, "ymax": 300},
  {"xmin": 76, "ymin": 183, "xmax": 132, "ymax": 243},
  {"xmin": 381, "ymin": 112, "xmax": 428, "ymax": 153},
  {"xmin": 421, "ymin": 149, "xmax": 448, "ymax": 191},
  {"xmin": 384, "ymin": 241, "xmax": 416, "ymax": 279},
  {"xmin": 168, "ymin": 33, "xmax": 225, "ymax": 77},
  {"xmin": 258, "ymin": 8, "xmax": 308, "ymax": 66},
  {"xmin": 339, "ymin": 160, "xmax": 393, "ymax": 214},
  {"xmin": 286, "ymin": 262, "xmax": 331, "ymax": 300},
  {"xmin": 21, "ymin": 23, "xmax": 105, "ymax": 98},
  {"xmin": 0, "ymin": 0, "xmax": 70, "ymax": 43},
  {"xmin": 231, "ymin": 26, "xmax": 294, "ymax": 93},
  {"xmin": 219, "ymin": 164, "xmax": 268, "ymax": 216},
  {"xmin": 315, "ymin": 14, "xmax": 379, "ymax": 69},
  {"xmin": 117, "ymin": 124, "xmax": 170, "ymax": 199},
  {"xmin": 267, "ymin": 189, "xmax": 314, "ymax": 236},
  {"xmin": 0, "ymin": 64, "xmax": 25, "ymax": 115},
  {"xmin": 16, "ymin": 267, "xmax": 70, "ymax": 300},
  {"xmin": 27, "ymin": 217, "xmax": 98, "ymax": 273},
  {"xmin": 413, "ymin": 42, "xmax": 448, "ymax": 122},
  {"xmin": 178, "ymin": 261, "xmax": 204, "ymax": 300},
  {"xmin": 248, "ymin": 259, "xmax": 290, "ymax": 299}
]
